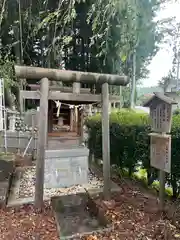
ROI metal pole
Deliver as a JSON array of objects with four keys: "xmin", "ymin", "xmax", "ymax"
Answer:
[{"xmin": 102, "ymin": 82, "xmax": 111, "ymax": 200}]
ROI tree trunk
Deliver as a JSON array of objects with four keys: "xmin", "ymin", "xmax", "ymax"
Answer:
[
  {"xmin": 4, "ymin": 87, "xmax": 13, "ymax": 108},
  {"xmin": 128, "ymin": 166, "xmax": 133, "ymax": 177},
  {"xmin": 171, "ymin": 177, "xmax": 178, "ymax": 200}
]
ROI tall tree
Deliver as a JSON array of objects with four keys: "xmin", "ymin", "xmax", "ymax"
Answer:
[
  {"xmin": 158, "ymin": 71, "xmax": 175, "ymax": 92},
  {"xmin": 0, "ymin": 0, "xmax": 174, "ymax": 107},
  {"xmin": 158, "ymin": 17, "xmax": 180, "ymax": 90}
]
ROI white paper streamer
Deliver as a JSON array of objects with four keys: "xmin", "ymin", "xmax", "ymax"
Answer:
[
  {"xmin": 55, "ymin": 100, "xmax": 61, "ymax": 117},
  {"xmin": 69, "ymin": 104, "xmax": 74, "ymax": 109}
]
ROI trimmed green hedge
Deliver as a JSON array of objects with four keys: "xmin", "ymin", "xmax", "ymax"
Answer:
[{"xmin": 85, "ymin": 109, "xmax": 180, "ymax": 199}]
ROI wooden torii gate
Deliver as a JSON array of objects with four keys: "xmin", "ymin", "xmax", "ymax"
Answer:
[{"xmin": 15, "ymin": 65, "xmax": 129, "ymax": 209}]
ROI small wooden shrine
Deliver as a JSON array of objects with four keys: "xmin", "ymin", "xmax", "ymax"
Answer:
[
  {"xmin": 21, "ymin": 83, "xmax": 120, "ymax": 138},
  {"xmin": 144, "ymin": 92, "xmax": 177, "ymax": 133}
]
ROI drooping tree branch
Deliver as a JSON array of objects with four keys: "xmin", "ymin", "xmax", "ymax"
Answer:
[{"xmin": 0, "ymin": 0, "xmax": 7, "ymax": 32}]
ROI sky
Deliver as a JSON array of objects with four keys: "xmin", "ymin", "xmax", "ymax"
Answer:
[{"xmin": 142, "ymin": 0, "xmax": 180, "ymax": 87}]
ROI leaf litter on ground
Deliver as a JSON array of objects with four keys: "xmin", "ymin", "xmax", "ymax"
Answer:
[
  {"xmin": 80, "ymin": 181, "xmax": 180, "ymax": 240},
  {"xmin": 0, "ymin": 201, "xmax": 59, "ymax": 240},
  {"xmin": 2, "ymin": 177, "xmax": 180, "ymax": 239}
]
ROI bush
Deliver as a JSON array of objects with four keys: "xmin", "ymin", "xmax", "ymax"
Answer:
[
  {"xmin": 86, "ymin": 109, "xmax": 150, "ymax": 176},
  {"xmin": 173, "ymin": 108, "xmax": 180, "ymax": 116},
  {"xmin": 85, "ymin": 109, "xmax": 180, "ymax": 199},
  {"xmin": 169, "ymin": 115, "xmax": 180, "ymax": 199}
]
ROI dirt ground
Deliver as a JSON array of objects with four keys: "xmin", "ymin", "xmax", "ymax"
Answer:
[
  {"xmin": 1, "ymin": 177, "xmax": 180, "ymax": 239},
  {"xmin": 81, "ymin": 179, "xmax": 180, "ymax": 240},
  {"xmin": 0, "ymin": 202, "xmax": 59, "ymax": 240}
]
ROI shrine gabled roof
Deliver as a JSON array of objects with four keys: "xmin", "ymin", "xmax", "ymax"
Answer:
[{"xmin": 143, "ymin": 92, "xmax": 177, "ymax": 107}]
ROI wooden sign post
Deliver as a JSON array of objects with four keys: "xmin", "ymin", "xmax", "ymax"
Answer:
[{"xmin": 144, "ymin": 92, "xmax": 177, "ymax": 211}]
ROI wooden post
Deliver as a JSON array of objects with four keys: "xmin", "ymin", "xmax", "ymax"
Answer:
[
  {"xmin": 31, "ymin": 113, "xmax": 35, "ymax": 159},
  {"xmin": 109, "ymin": 102, "xmax": 112, "ymax": 113},
  {"xmin": 73, "ymin": 82, "xmax": 80, "ymax": 93},
  {"xmin": 48, "ymin": 101, "xmax": 53, "ymax": 133},
  {"xmin": 20, "ymin": 93, "xmax": 24, "ymax": 114},
  {"xmin": 70, "ymin": 108, "xmax": 74, "ymax": 131},
  {"xmin": 159, "ymin": 170, "xmax": 165, "ymax": 211},
  {"xmin": 35, "ymin": 78, "xmax": 49, "ymax": 209},
  {"xmin": 73, "ymin": 82, "xmax": 80, "ymax": 133},
  {"xmin": 79, "ymin": 108, "xmax": 84, "ymax": 145},
  {"xmin": 89, "ymin": 104, "xmax": 92, "ymax": 116},
  {"xmin": 144, "ymin": 93, "xmax": 177, "ymax": 212},
  {"xmin": 159, "ymin": 131, "xmax": 166, "ymax": 211},
  {"xmin": 102, "ymin": 82, "xmax": 111, "ymax": 200},
  {"xmin": 74, "ymin": 106, "xmax": 78, "ymax": 133}
]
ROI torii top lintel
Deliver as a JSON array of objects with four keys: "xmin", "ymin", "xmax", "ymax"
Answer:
[{"xmin": 15, "ymin": 65, "xmax": 129, "ymax": 86}]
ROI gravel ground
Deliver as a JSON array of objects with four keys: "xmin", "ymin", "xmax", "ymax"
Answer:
[{"xmin": 18, "ymin": 167, "xmax": 103, "ymax": 199}]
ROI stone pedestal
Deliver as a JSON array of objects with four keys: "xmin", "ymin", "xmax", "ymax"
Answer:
[
  {"xmin": 44, "ymin": 147, "xmax": 89, "ymax": 188},
  {"xmin": 8, "ymin": 115, "xmax": 16, "ymax": 131}
]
